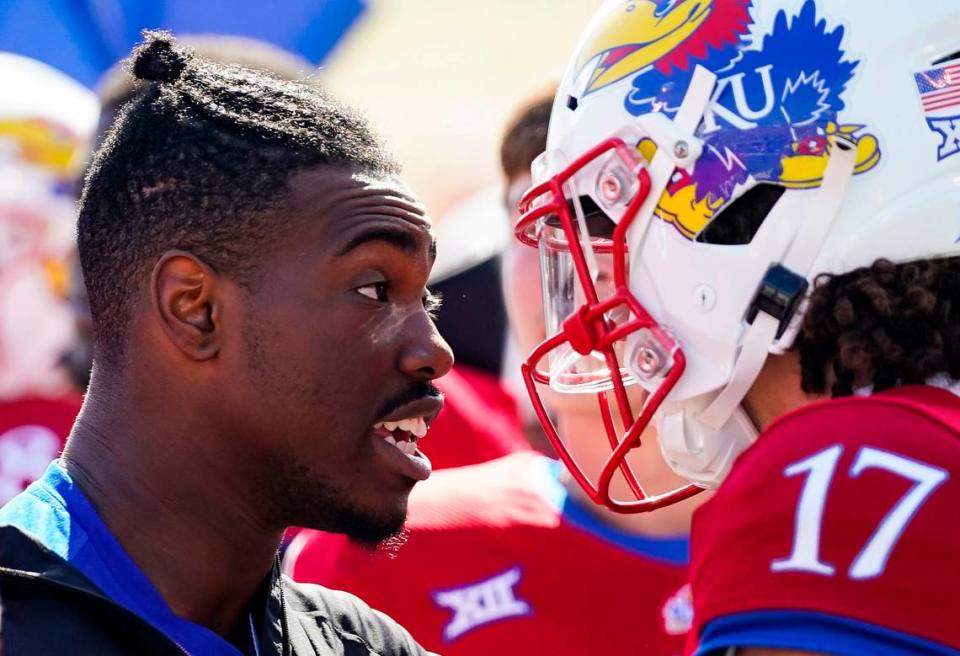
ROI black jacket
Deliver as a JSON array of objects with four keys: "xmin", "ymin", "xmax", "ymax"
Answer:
[{"xmin": 0, "ymin": 525, "xmax": 434, "ymax": 655}]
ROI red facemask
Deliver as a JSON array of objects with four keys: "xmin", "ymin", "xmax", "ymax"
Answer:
[{"xmin": 514, "ymin": 137, "xmax": 704, "ymax": 513}]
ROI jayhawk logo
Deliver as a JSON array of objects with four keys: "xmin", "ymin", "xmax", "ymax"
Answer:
[
  {"xmin": 576, "ymin": 0, "xmax": 752, "ymax": 96},
  {"xmin": 575, "ymin": 0, "xmax": 881, "ymax": 240}
]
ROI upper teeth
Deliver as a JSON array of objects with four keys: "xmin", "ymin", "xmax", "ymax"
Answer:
[{"xmin": 374, "ymin": 416, "xmax": 428, "ymax": 438}]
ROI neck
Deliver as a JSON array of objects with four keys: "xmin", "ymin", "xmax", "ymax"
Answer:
[
  {"xmin": 556, "ymin": 408, "xmax": 705, "ymax": 537},
  {"xmin": 742, "ymin": 350, "xmax": 822, "ymax": 431},
  {"xmin": 62, "ymin": 367, "xmax": 283, "ymax": 635}
]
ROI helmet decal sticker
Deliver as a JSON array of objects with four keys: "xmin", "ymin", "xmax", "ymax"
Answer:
[
  {"xmin": 661, "ymin": 584, "xmax": 693, "ymax": 636},
  {"xmin": 914, "ymin": 62, "xmax": 960, "ymax": 162},
  {"xmin": 614, "ymin": 0, "xmax": 880, "ymax": 239},
  {"xmin": 0, "ymin": 118, "xmax": 84, "ymax": 179},
  {"xmin": 575, "ymin": 0, "xmax": 752, "ymax": 96}
]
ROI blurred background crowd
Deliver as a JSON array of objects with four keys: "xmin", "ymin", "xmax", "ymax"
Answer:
[{"xmin": 0, "ymin": 2, "xmax": 701, "ymax": 654}]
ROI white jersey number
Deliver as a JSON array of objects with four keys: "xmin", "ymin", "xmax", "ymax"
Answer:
[{"xmin": 771, "ymin": 445, "xmax": 948, "ymax": 580}]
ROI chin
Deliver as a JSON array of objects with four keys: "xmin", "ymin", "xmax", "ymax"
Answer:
[
  {"xmin": 267, "ymin": 455, "xmax": 410, "ymax": 545},
  {"xmin": 349, "ymin": 526, "xmax": 411, "ymax": 555},
  {"xmin": 340, "ymin": 500, "xmax": 408, "ymax": 549},
  {"xmin": 313, "ymin": 489, "xmax": 409, "ymax": 545}
]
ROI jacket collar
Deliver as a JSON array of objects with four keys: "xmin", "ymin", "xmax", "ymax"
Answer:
[{"xmin": 0, "ymin": 525, "xmax": 289, "ymax": 656}]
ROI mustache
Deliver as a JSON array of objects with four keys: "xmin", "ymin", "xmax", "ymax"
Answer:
[{"xmin": 374, "ymin": 382, "xmax": 443, "ymax": 420}]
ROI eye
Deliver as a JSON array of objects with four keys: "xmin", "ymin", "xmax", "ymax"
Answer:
[
  {"xmin": 653, "ymin": 0, "xmax": 677, "ymax": 18},
  {"xmin": 356, "ymin": 281, "xmax": 390, "ymax": 302}
]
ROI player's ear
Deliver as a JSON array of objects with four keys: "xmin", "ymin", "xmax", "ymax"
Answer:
[{"xmin": 151, "ymin": 250, "xmax": 221, "ymax": 361}]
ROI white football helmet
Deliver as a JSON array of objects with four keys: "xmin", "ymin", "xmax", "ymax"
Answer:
[{"xmin": 515, "ymin": 0, "xmax": 960, "ymax": 511}]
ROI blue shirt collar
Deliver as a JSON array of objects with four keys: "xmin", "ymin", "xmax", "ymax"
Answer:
[{"xmin": 0, "ymin": 461, "xmax": 247, "ymax": 656}]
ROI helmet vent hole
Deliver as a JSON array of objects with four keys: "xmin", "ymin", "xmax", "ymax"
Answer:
[
  {"xmin": 697, "ymin": 184, "xmax": 786, "ymax": 246},
  {"xmin": 566, "ymin": 95, "xmax": 579, "ymax": 111},
  {"xmin": 933, "ymin": 50, "xmax": 960, "ymax": 65}
]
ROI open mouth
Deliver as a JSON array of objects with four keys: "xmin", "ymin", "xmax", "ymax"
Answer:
[
  {"xmin": 373, "ymin": 416, "xmax": 429, "ymax": 456},
  {"xmin": 369, "ymin": 394, "xmax": 442, "ymax": 482}
]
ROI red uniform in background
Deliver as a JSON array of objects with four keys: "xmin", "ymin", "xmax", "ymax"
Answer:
[
  {"xmin": 689, "ymin": 385, "xmax": 960, "ymax": 655},
  {"xmin": 0, "ymin": 394, "xmax": 79, "ymax": 505},
  {"xmin": 427, "ymin": 364, "xmax": 530, "ymax": 469},
  {"xmin": 287, "ymin": 451, "xmax": 692, "ymax": 656}
]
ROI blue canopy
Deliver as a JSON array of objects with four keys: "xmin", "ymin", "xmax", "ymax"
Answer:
[{"xmin": 0, "ymin": 0, "xmax": 366, "ymax": 88}]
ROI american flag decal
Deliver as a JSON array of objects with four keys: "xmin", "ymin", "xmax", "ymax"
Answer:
[
  {"xmin": 915, "ymin": 63, "xmax": 960, "ymax": 113},
  {"xmin": 914, "ymin": 62, "xmax": 960, "ymax": 161}
]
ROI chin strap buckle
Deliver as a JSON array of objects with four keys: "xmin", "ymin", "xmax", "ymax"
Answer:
[{"xmin": 746, "ymin": 264, "xmax": 808, "ymax": 339}]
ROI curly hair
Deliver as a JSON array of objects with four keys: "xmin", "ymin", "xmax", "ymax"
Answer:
[
  {"xmin": 78, "ymin": 31, "xmax": 396, "ymax": 367},
  {"xmin": 797, "ymin": 257, "xmax": 960, "ymax": 397}
]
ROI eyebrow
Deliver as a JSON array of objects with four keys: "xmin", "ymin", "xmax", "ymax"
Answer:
[{"xmin": 337, "ymin": 226, "xmax": 437, "ymax": 260}]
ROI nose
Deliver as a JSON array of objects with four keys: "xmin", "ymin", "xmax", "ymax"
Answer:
[{"xmin": 399, "ymin": 312, "xmax": 455, "ymax": 381}]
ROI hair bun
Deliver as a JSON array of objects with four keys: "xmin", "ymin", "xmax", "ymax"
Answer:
[{"xmin": 131, "ymin": 31, "xmax": 188, "ymax": 83}]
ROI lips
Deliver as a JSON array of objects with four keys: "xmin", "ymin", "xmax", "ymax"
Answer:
[
  {"xmin": 369, "ymin": 394, "xmax": 443, "ymax": 482},
  {"xmin": 375, "ymin": 395, "xmax": 443, "ymax": 428}
]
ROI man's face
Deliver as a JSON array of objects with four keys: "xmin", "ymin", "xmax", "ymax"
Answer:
[{"xmin": 216, "ymin": 167, "xmax": 453, "ymax": 546}]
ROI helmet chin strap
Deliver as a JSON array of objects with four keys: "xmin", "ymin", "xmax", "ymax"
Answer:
[{"xmin": 658, "ymin": 132, "xmax": 859, "ymax": 489}]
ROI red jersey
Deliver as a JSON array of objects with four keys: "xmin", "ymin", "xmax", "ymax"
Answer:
[
  {"xmin": 287, "ymin": 452, "xmax": 692, "ymax": 656},
  {"xmin": 690, "ymin": 385, "xmax": 960, "ymax": 655},
  {"xmin": 0, "ymin": 394, "xmax": 79, "ymax": 505}
]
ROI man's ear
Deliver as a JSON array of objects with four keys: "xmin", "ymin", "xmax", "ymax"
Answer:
[{"xmin": 151, "ymin": 250, "xmax": 221, "ymax": 361}]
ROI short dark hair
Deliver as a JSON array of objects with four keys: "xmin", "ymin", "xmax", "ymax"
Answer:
[
  {"xmin": 499, "ymin": 88, "xmax": 555, "ymax": 181},
  {"xmin": 96, "ymin": 34, "xmax": 312, "ymax": 115},
  {"xmin": 78, "ymin": 32, "xmax": 397, "ymax": 366}
]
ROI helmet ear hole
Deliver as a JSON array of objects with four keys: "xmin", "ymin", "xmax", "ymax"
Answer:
[
  {"xmin": 697, "ymin": 184, "xmax": 786, "ymax": 246},
  {"xmin": 932, "ymin": 49, "xmax": 960, "ymax": 65}
]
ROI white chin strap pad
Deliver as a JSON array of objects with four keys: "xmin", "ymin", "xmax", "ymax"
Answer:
[{"xmin": 656, "ymin": 397, "xmax": 758, "ymax": 489}]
